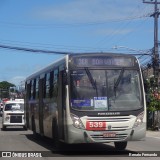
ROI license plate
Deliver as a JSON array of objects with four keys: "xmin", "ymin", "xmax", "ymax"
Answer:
[
  {"xmin": 86, "ymin": 121, "xmax": 106, "ymax": 131},
  {"xmin": 103, "ymin": 132, "xmax": 116, "ymax": 137}
]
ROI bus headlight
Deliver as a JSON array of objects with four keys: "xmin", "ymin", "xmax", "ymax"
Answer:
[
  {"xmin": 70, "ymin": 114, "xmax": 85, "ymax": 129},
  {"xmin": 133, "ymin": 112, "xmax": 144, "ymax": 128}
]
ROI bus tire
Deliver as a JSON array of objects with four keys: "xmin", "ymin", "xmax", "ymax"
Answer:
[{"xmin": 114, "ymin": 141, "xmax": 127, "ymax": 150}]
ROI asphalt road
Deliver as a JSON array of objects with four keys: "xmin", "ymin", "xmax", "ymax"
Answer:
[{"xmin": 0, "ymin": 116, "xmax": 160, "ymax": 160}]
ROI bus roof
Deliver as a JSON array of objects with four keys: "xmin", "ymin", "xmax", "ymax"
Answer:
[{"xmin": 69, "ymin": 52, "xmax": 136, "ymax": 57}]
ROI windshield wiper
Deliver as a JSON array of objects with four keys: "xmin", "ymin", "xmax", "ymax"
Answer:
[
  {"xmin": 85, "ymin": 68, "xmax": 98, "ymax": 97},
  {"xmin": 114, "ymin": 68, "xmax": 124, "ymax": 97}
]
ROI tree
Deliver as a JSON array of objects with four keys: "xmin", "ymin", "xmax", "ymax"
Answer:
[
  {"xmin": 0, "ymin": 81, "xmax": 15, "ymax": 98},
  {"xmin": 0, "ymin": 81, "xmax": 15, "ymax": 89},
  {"xmin": 144, "ymin": 78, "xmax": 160, "ymax": 130}
]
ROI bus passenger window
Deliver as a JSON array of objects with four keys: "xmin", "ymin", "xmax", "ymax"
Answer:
[
  {"xmin": 53, "ymin": 69, "xmax": 58, "ymax": 97},
  {"xmin": 31, "ymin": 79, "xmax": 36, "ymax": 100},
  {"xmin": 35, "ymin": 78, "xmax": 39, "ymax": 99},
  {"xmin": 49, "ymin": 71, "xmax": 54, "ymax": 98},
  {"xmin": 45, "ymin": 73, "xmax": 50, "ymax": 98},
  {"xmin": 26, "ymin": 82, "xmax": 31, "ymax": 100}
]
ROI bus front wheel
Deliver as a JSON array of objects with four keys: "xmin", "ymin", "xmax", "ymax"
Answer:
[{"xmin": 114, "ymin": 141, "xmax": 127, "ymax": 150}]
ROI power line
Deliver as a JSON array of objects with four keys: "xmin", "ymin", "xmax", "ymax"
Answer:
[
  {"xmin": 0, "ymin": 44, "xmax": 71, "ymax": 55},
  {"xmin": 96, "ymin": 17, "xmax": 149, "ymax": 48},
  {"xmin": 0, "ymin": 14, "xmax": 150, "ymax": 28},
  {"xmin": 95, "ymin": 5, "xmax": 152, "ymax": 48},
  {"xmin": 0, "ymin": 40, "xmax": 112, "ymax": 53}
]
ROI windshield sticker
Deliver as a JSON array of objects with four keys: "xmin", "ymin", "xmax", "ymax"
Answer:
[
  {"xmin": 94, "ymin": 97, "xmax": 108, "ymax": 109},
  {"xmin": 12, "ymin": 104, "xmax": 20, "ymax": 110},
  {"xmin": 71, "ymin": 99, "xmax": 92, "ymax": 107}
]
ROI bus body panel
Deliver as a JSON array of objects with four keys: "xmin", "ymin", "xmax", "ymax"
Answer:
[{"xmin": 25, "ymin": 56, "xmax": 67, "ymax": 138}]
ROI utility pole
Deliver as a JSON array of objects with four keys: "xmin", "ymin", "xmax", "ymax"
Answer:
[
  {"xmin": 143, "ymin": 0, "xmax": 160, "ymax": 87},
  {"xmin": 143, "ymin": 0, "xmax": 160, "ymax": 130}
]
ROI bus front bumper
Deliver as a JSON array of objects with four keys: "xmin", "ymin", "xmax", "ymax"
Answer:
[{"xmin": 66, "ymin": 123, "xmax": 146, "ymax": 144}]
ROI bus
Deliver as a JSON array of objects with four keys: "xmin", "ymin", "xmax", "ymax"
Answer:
[{"xmin": 25, "ymin": 53, "xmax": 146, "ymax": 150}]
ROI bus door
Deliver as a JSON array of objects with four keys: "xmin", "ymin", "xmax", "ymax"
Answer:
[
  {"xmin": 58, "ymin": 70, "xmax": 66, "ymax": 140},
  {"xmin": 39, "ymin": 77, "xmax": 44, "ymax": 135}
]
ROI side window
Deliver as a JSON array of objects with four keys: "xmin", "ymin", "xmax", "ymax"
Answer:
[
  {"xmin": 43, "ymin": 75, "xmax": 46, "ymax": 98},
  {"xmin": 52, "ymin": 69, "xmax": 58, "ymax": 98},
  {"xmin": 45, "ymin": 73, "xmax": 50, "ymax": 98},
  {"xmin": 26, "ymin": 82, "xmax": 31, "ymax": 100},
  {"xmin": 31, "ymin": 79, "xmax": 36, "ymax": 100},
  {"xmin": 42, "ymin": 69, "xmax": 59, "ymax": 99},
  {"xmin": 49, "ymin": 71, "xmax": 54, "ymax": 98},
  {"xmin": 36, "ymin": 78, "xmax": 39, "ymax": 99}
]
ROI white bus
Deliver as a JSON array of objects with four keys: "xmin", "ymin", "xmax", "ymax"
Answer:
[{"xmin": 25, "ymin": 53, "xmax": 146, "ymax": 150}]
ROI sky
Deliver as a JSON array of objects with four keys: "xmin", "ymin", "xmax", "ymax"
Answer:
[{"xmin": 0, "ymin": 0, "xmax": 159, "ymax": 86}]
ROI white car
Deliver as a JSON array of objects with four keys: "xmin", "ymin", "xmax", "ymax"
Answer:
[{"xmin": 2, "ymin": 99, "xmax": 26, "ymax": 130}]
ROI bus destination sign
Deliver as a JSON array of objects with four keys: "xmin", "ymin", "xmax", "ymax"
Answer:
[{"xmin": 73, "ymin": 56, "xmax": 134, "ymax": 67}]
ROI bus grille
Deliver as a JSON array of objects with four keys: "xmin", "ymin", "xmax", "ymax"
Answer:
[
  {"xmin": 85, "ymin": 116, "xmax": 133, "ymax": 141},
  {"xmin": 90, "ymin": 133, "xmax": 128, "ymax": 141},
  {"xmin": 10, "ymin": 115, "xmax": 22, "ymax": 123}
]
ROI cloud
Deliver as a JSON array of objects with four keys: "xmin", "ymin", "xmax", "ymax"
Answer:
[{"xmin": 32, "ymin": 0, "xmax": 148, "ymax": 23}]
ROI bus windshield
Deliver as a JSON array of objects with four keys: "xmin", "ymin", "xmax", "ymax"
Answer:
[{"xmin": 70, "ymin": 69, "xmax": 142, "ymax": 111}]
